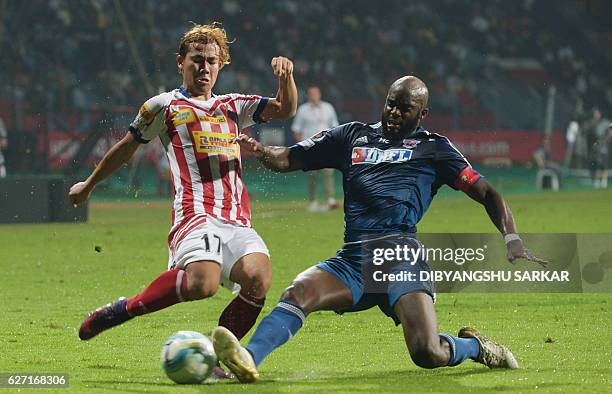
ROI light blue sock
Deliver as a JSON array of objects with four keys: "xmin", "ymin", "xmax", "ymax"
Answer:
[
  {"xmin": 439, "ymin": 333, "xmax": 481, "ymax": 366},
  {"xmin": 246, "ymin": 301, "xmax": 305, "ymax": 366}
]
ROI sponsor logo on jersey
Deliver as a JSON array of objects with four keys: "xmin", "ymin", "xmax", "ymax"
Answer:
[
  {"xmin": 351, "ymin": 147, "xmax": 413, "ymax": 165},
  {"xmin": 402, "ymin": 139, "xmax": 421, "ymax": 149},
  {"xmin": 198, "ymin": 115, "xmax": 227, "ymax": 124},
  {"xmin": 378, "ymin": 137, "xmax": 390, "ymax": 143},
  {"xmin": 193, "ymin": 131, "xmax": 238, "ymax": 157},
  {"xmin": 172, "ymin": 109, "xmax": 197, "ymax": 126},
  {"xmin": 137, "ymin": 103, "xmax": 156, "ymax": 125}
]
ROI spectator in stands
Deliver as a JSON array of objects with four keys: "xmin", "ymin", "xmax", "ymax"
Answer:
[
  {"xmin": 291, "ymin": 85, "xmax": 339, "ymax": 211},
  {"xmin": 594, "ymin": 123, "xmax": 612, "ymax": 189},
  {"xmin": 583, "ymin": 108, "xmax": 610, "ymax": 188},
  {"xmin": 533, "ymin": 137, "xmax": 562, "ymax": 190}
]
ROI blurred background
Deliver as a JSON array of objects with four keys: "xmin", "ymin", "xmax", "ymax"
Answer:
[{"xmin": 0, "ymin": 0, "xmax": 611, "ymax": 202}]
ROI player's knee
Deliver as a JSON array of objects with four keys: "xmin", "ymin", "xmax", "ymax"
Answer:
[
  {"xmin": 410, "ymin": 344, "xmax": 448, "ymax": 369},
  {"xmin": 281, "ymin": 281, "xmax": 314, "ymax": 313},
  {"xmin": 237, "ymin": 260, "xmax": 271, "ymax": 299},
  {"xmin": 185, "ymin": 270, "xmax": 219, "ymax": 300}
]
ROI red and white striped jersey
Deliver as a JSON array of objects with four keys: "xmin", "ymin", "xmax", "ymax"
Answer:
[{"xmin": 129, "ymin": 87, "xmax": 269, "ymax": 248}]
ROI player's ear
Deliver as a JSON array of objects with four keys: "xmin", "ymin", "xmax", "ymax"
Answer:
[
  {"xmin": 177, "ymin": 54, "xmax": 184, "ymax": 75},
  {"xmin": 420, "ymin": 107, "xmax": 429, "ymax": 120}
]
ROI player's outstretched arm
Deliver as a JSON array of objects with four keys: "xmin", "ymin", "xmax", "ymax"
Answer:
[
  {"xmin": 259, "ymin": 56, "xmax": 298, "ymax": 121},
  {"xmin": 235, "ymin": 134, "xmax": 302, "ymax": 173},
  {"xmin": 464, "ymin": 178, "xmax": 549, "ymax": 267},
  {"xmin": 69, "ymin": 133, "xmax": 140, "ymax": 206}
]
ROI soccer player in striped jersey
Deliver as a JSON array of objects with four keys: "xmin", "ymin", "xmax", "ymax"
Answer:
[
  {"xmin": 211, "ymin": 76, "xmax": 549, "ymax": 382},
  {"xmin": 68, "ymin": 23, "xmax": 297, "ymax": 368}
]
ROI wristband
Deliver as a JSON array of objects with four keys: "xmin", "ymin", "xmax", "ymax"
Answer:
[{"xmin": 504, "ymin": 233, "xmax": 521, "ymax": 244}]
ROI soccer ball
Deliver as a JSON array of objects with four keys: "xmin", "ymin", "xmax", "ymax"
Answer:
[{"xmin": 160, "ymin": 331, "xmax": 217, "ymax": 384}]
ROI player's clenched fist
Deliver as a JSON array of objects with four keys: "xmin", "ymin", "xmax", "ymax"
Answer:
[
  {"xmin": 69, "ymin": 181, "xmax": 93, "ymax": 207},
  {"xmin": 271, "ymin": 56, "xmax": 293, "ymax": 79},
  {"xmin": 235, "ymin": 134, "xmax": 265, "ymax": 158}
]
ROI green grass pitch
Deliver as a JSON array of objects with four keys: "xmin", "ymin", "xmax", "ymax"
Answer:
[{"xmin": 1, "ymin": 189, "xmax": 611, "ymax": 393}]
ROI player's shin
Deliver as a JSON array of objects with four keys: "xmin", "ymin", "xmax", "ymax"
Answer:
[
  {"xmin": 126, "ymin": 269, "xmax": 189, "ymax": 316},
  {"xmin": 439, "ymin": 333, "xmax": 481, "ymax": 366},
  {"xmin": 219, "ymin": 292, "xmax": 265, "ymax": 340},
  {"xmin": 246, "ymin": 300, "xmax": 305, "ymax": 366}
]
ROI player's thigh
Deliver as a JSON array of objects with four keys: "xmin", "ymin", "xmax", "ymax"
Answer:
[
  {"xmin": 282, "ymin": 266, "xmax": 353, "ymax": 315},
  {"xmin": 394, "ymin": 292, "xmax": 441, "ymax": 355},
  {"xmin": 170, "ymin": 224, "xmax": 225, "ymax": 298}
]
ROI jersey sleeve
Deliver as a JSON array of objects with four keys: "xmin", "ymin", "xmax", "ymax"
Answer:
[
  {"xmin": 288, "ymin": 124, "xmax": 349, "ymax": 170},
  {"xmin": 129, "ymin": 94, "xmax": 169, "ymax": 144},
  {"xmin": 227, "ymin": 94, "xmax": 270, "ymax": 130},
  {"xmin": 435, "ymin": 136, "xmax": 483, "ymax": 192}
]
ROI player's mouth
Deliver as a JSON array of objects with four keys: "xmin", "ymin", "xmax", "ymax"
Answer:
[
  {"xmin": 386, "ymin": 121, "xmax": 401, "ymax": 131},
  {"xmin": 196, "ymin": 76, "xmax": 210, "ymax": 85}
]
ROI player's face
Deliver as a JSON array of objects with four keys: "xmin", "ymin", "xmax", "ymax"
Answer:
[
  {"xmin": 177, "ymin": 42, "xmax": 222, "ymax": 98},
  {"xmin": 381, "ymin": 85, "xmax": 428, "ymax": 139}
]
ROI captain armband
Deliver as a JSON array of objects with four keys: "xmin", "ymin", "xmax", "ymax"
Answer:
[{"xmin": 453, "ymin": 166, "xmax": 482, "ymax": 192}]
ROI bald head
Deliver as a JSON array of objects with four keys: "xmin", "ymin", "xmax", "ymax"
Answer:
[
  {"xmin": 391, "ymin": 76, "xmax": 429, "ymax": 108},
  {"xmin": 381, "ymin": 76, "xmax": 430, "ymax": 139}
]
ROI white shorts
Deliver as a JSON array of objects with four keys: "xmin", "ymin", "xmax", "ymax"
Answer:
[{"xmin": 167, "ymin": 216, "xmax": 270, "ymax": 293}]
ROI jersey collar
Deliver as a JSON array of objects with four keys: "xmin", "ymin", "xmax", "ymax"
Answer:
[
  {"xmin": 375, "ymin": 124, "xmax": 430, "ymax": 138},
  {"xmin": 178, "ymin": 86, "xmax": 217, "ymax": 99}
]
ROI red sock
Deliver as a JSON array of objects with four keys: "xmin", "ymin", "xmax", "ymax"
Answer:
[
  {"xmin": 126, "ymin": 269, "xmax": 188, "ymax": 316},
  {"xmin": 218, "ymin": 292, "xmax": 265, "ymax": 340}
]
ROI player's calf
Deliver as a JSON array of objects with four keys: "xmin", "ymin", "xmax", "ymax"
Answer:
[{"xmin": 408, "ymin": 339, "xmax": 451, "ymax": 369}]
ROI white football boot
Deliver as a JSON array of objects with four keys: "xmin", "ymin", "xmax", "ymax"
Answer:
[
  {"xmin": 458, "ymin": 326, "xmax": 519, "ymax": 369},
  {"xmin": 212, "ymin": 326, "xmax": 259, "ymax": 383}
]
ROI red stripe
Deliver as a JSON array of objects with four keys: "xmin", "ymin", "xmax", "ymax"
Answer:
[
  {"xmin": 237, "ymin": 162, "xmax": 251, "ymax": 227},
  {"xmin": 171, "ymin": 216, "xmax": 208, "ymax": 252},
  {"xmin": 225, "ymin": 108, "xmax": 245, "ymax": 224},
  {"xmin": 167, "ymin": 114, "xmax": 194, "ymax": 221},
  {"xmin": 222, "ymin": 100, "xmax": 248, "ymax": 224},
  {"xmin": 214, "ymin": 106, "xmax": 234, "ymax": 222}
]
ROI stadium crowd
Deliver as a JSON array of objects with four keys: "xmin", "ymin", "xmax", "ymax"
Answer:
[{"xmin": 0, "ymin": 0, "xmax": 610, "ymax": 172}]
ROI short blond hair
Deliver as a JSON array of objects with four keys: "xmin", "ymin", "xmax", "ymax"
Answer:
[{"xmin": 178, "ymin": 22, "xmax": 231, "ymax": 65}]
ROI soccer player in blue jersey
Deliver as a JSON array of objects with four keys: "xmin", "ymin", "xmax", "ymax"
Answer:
[{"xmin": 212, "ymin": 76, "xmax": 548, "ymax": 382}]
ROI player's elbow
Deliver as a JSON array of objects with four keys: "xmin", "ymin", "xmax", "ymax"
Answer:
[
  {"xmin": 267, "ymin": 100, "xmax": 296, "ymax": 120},
  {"xmin": 273, "ymin": 161, "xmax": 292, "ymax": 173},
  {"xmin": 277, "ymin": 106, "xmax": 296, "ymax": 119}
]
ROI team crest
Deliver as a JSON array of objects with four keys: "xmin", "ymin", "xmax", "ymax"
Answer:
[{"xmin": 402, "ymin": 139, "xmax": 421, "ymax": 149}]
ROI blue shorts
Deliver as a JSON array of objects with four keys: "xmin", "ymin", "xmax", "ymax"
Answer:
[{"xmin": 317, "ymin": 234, "xmax": 435, "ymax": 325}]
